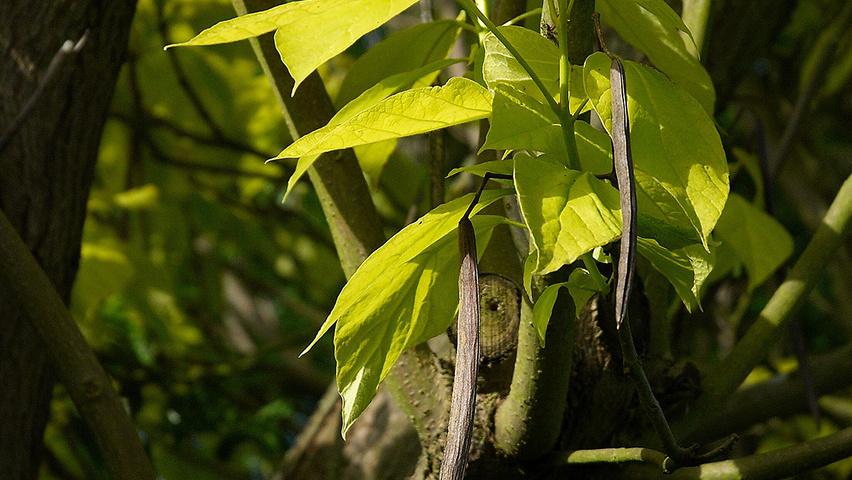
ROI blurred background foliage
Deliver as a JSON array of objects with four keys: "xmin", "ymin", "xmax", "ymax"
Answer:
[{"xmin": 38, "ymin": 0, "xmax": 852, "ymax": 478}]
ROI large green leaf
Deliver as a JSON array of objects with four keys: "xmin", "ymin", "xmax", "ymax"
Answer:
[
  {"xmin": 336, "ymin": 18, "xmax": 464, "ymax": 108},
  {"xmin": 482, "ymin": 26, "xmax": 560, "ymax": 104},
  {"xmin": 274, "ymin": 77, "xmax": 492, "ymax": 159},
  {"xmin": 531, "ymin": 268, "xmax": 600, "ymax": 347},
  {"xmin": 584, "ymin": 52, "xmax": 728, "ymax": 250},
  {"xmin": 597, "ymin": 0, "xmax": 715, "ymax": 113},
  {"xmin": 280, "ymin": 58, "xmax": 464, "ymax": 199},
  {"xmin": 515, "ymin": 152, "xmax": 622, "ymax": 276},
  {"xmin": 168, "ymin": 0, "xmax": 419, "ymax": 93},
  {"xmin": 714, "ymin": 193, "xmax": 793, "ymax": 290},
  {"xmin": 301, "ymin": 190, "xmax": 512, "ymax": 436},
  {"xmin": 481, "ymin": 85, "xmax": 611, "ymax": 175},
  {"xmin": 637, "ymin": 237, "xmax": 715, "ymax": 312}
]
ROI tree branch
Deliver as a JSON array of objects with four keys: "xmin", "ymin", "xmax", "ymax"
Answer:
[
  {"xmin": 0, "ymin": 31, "xmax": 87, "ymax": 155},
  {"xmin": 616, "ymin": 425, "xmax": 852, "ymax": 480},
  {"xmin": 688, "ymin": 343, "xmax": 852, "ymax": 443},
  {"xmin": 675, "ymin": 172, "xmax": 852, "ymax": 440},
  {"xmin": 0, "ymin": 209, "xmax": 156, "ymax": 480}
]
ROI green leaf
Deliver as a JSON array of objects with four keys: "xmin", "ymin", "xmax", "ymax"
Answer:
[
  {"xmin": 354, "ymin": 140, "xmax": 397, "ymax": 187},
  {"xmin": 275, "ymin": 77, "xmax": 492, "ymax": 159},
  {"xmin": 168, "ymin": 0, "xmax": 420, "ymax": 93},
  {"xmin": 336, "ymin": 18, "xmax": 464, "ymax": 108},
  {"xmin": 447, "ymin": 159, "xmax": 515, "ymax": 181},
  {"xmin": 714, "ymin": 194, "xmax": 793, "ymax": 290},
  {"xmin": 515, "ymin": 152, "xmax": 622, "ymax": 276},
  {"xmin": 482, "ymin": 26, "xmax": 560, "ymax": 104},
  {"xmin": 300, "ymin": 189, "xmax": 512, "ymax": 436},
  {"xmin": 565, "ymin": 268, "xmax": 601, "ymax": 317},
  {"xmin": 280, "ymin": 58, "xmax": 464, "ymax": 200},
  {"xmin": 637, "ymin": 237, "xmax": 715, "ymax": 312},
  {"xmin": 532, "ymin": 283, "xmax": 564, "ymax": 347},
  {"xmin": 584, "ymin": 53, "xmax": 728, "ymax": 250},
  {"xmin": 596, "ymin": 0, "xmax": 715, "ymax": 113},
  {"xmin": 531, "ymin": 269, "xmax": 600, "ymax": 347},
  {"xmin": 481, "ymin": 85, "xmax": 611, "ymax": 174},
  {"xmin": 273, "ymin": 0, "xmax": 421, "ymax": 92}
]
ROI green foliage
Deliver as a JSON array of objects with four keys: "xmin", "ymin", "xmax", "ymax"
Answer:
[
  {"xmin": 596, "ymin": 0, "xmax": 715, "ymax": 112},
  {"xmin": 531, "ymin": 268, "xmax": 598, "ymax": 347},
  {"xmin": 51, "ymin": 0, "xmax": 852, "ymax": 477},
  {"xmin": 714, "ymin": 193, "xmax": 794, "ymax": 290},
  {"xmin": 169, "ymin": 0, "xmax": 420, "ymax": 92},
  {"xmin": 514, "ymin": 152, "xmax": 622, "ymax": 277},
  {"xmin": 584, "ymin": 52, "xmax": 728, "ymax": 250},
  {"xmin": 302, "ymin": 189, "xmax": 513, "ymax": 436}
]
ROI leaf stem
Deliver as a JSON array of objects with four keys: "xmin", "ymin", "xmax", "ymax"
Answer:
[
  {"xmin": 457, "ymin": 0, "xmax": 562, "ymax": 117},
  {"xmin": 581, "ymin": 252, "xmax": 607, "ymax": 292},
  {"xmin": 556, "ymin": 0, "xmax": 581, "ymax": 170}
]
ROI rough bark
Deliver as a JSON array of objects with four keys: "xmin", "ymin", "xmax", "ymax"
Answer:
[{"xmin": 0, "ymin": 1, "xmax": 137, "ymax": 478}]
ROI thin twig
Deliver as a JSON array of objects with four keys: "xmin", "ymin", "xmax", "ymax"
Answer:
[
  {"xmin": 111, "ymin": 110, "xmax": 275, "ymax": 160},
  {"xmin": 769, "ymin": 1, "xmax": 852, "ymax": 181},
  {"xmin": 156, "ymin": 3, "xmax": 227, "ymax": 139},
  {"xmin": 0, "ymin": 31, "xmax": 88, "ymax": 155}
]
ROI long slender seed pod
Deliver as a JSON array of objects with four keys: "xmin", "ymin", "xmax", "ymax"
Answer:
[{"xmin": 440, "ymin": 217, "xmax": 481, "ymax": 480}]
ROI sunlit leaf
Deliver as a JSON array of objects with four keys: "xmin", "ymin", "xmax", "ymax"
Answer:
[
  {"xmin": 336, "ymin": 18, "xmax": 464, "ymax": 108},
  {"xmin": 482, "ymin": 26, "xmax": 560, "ymax": 104},
  {"xmin": 637, "ymin": 237, "xmax": 715, "ymax": 312},
  {"xmin": 597, "ymin": 0, "xmax": 715, "ymax": 112},
  {"xmin": 300, "ymin": 190, "xmax": 512, "ymax": 436},
  {"xmin": 279, "ymin": 71, "xmax": 484, "ymax": 199},
  {"xmin": 531, "ymin": 268, "xmax": 599, "ymax": 347},
  {"xmin": 515, "ymin": 152, "xmax": 622, "ymax": 276},
  {"xmin": 275, "ymin": 77, "xmax": 492, "ymax": 160},
  {"xmin": 168, "ymin": 0, "xmax": 419, "ymax": 93},
  {"xmin": 481, "ymin": 85, "xmax": 611, "ymax": 174},
  {"xmin": 584, "ymin": 53, "xmax": 728, "ymax": 250},
  {"xmin": 715, "ymin": 193, "xmax": 793, "ymax": 290}
]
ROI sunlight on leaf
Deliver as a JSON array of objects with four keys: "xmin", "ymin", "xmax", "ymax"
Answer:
[
  {"xmin": 597, "ymin": 0, "xmax": 714, "ymax": 112},
  {"xmin": 584, "ymin": 53, "xmax": 728, "ymax": 250},
  {"xmin": 482, "ymin": 26, "xmax": 560, "ymax": 104},
  {"xmin": 515, "ymin": 152, "xmax": 622, "ymax": 276},
  {"xmin": 300, "ymin": 189, "xmax": 512, "ymax": 436},
  {"xmin": 336, "ymin": 18, "xmax": 464, "ymax": 108},
  {"xmin": 482, "ymin": 85, "xmax": 611, "ymax": 174},
  {"xmin": 275, "ymin": 77, "xmax": 492, "ymax": 159},
  {"xmin": 279, "ymin": 69, "xmax": 481, "ymax": 200},
  {"xmin": 168, "ymin": 0, "xmax": 419, "ymax": 93}
]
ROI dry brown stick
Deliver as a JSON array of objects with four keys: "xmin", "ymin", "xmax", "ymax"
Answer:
[{"xmin": 439, "ymin": 216, "xmax": 481, "ymax": 480}]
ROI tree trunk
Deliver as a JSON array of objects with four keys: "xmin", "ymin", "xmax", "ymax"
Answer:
[{"xmin": 0, "ymin": 1, "xmax": 137, "ymax": 478}]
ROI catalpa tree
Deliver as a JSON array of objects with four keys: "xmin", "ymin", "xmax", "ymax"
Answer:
[{"xmin": 169, "ymin": 0, "xmax": 852, "ymax": 478}]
